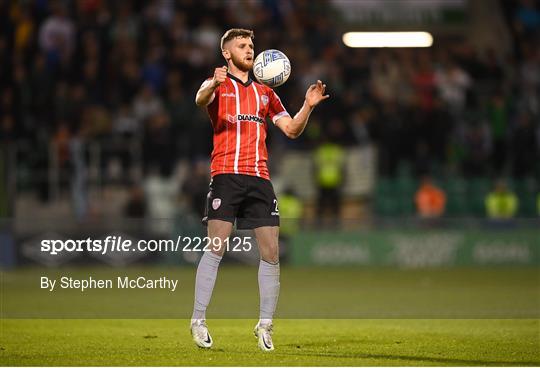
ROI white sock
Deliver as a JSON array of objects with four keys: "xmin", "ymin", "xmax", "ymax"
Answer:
[
  {"xmin": 258, "ymin": 260, "xmax": 280, "ymax": 322},
  {"xmin": 258, "ymin": 318, "xmax": 273, "ymax": 326},
  {"xmin": 192, "ymin": 252, "xmax": 222, "ymax": 320}
]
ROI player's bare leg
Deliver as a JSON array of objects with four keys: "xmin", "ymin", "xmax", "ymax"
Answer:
[
  {"xmin": 191, "ymin": 219, "xmax": 233, "ymax": 348},
  {"xmin": 207, "ymin": 219, "xmax": 233, "ymax": 257},
  {"xmin": 255, "ymin": 226, "xmax": 279, "ymax": 264},
  {"xmin": 253, "ymin": 226, "xmax": 280, "ymax": 351}
]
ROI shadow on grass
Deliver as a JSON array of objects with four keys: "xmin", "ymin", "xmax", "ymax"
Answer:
[
  {"xmin": 276, "ymin": 337, "xmax": 540, "ymax": 366},
  {"xmin": 276, "ymin": 348, "xmax": 539, "ymax": 366}
]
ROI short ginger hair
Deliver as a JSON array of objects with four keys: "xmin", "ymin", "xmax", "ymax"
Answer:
[{"xmin": 220, "ymin": 28, "xmax": 254, "ymax": 50}]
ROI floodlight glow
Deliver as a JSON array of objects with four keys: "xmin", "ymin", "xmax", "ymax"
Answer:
[{"xmin": 342, "ymin": 32, "xmax": 433, "ymax": 48}]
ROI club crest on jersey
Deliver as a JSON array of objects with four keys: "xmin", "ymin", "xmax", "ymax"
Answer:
[
  {"xmin": 212, "ymin": 198, "xmax": 221, "ymax": 210},
  {"xmin": 261, "ymin": 95, "xmax": 269, "ymax": 106}
]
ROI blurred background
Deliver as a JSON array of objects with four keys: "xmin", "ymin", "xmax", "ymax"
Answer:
[{"xmin": 0, "ymin": 0, "xmax": 539, "ymax": 272}]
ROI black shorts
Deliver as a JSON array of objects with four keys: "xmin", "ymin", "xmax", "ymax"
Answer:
[{"xmin": 202, "ymin": 174, "xmax": 280, "ymax": 230}]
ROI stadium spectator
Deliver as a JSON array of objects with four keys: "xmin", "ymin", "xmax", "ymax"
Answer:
[
  {"xmin": 13, "ymin": 5, "xmax": 35, "ymax": 54},
  {"xmin": 485, "ymin": 180, "xmax": 519, "ymax": 219},
  {"xmin": 349, "ymin": 108, "xmax": 374, "ymax": 147},
  {"xmin": 435, "ymin": 58, "xmax": 471, "ymax": 114},
  {"xmin": 414, "ymin": 176, "xmax": 447, "ymax": 218},
  {"xmin": 1, "ymin": 88, "xmax": 15, "ymax": 122},
  {"xmin": 112, "ymin": 103, "xmax": 138, "ymax": 137},
  {"xmin": 513, "ymin": 0, "xmax": 540, "ymax": 38},
  {"xmin": 141, "ymin": 48, "xmax": 166, "ymax": 93},
  {"xmin": 414, "ymin": 141, "xmax": 434, "ymax": 177},
  {"xmin": 52, "ymin": 122, "xmax": 71, "ymax": 169},
  {"xmin": 109, "ymin": 2, "xmax": 139, "ymax": 42},
  {"xmin": 181, "ymin": 160, "xmax": 210, "ymax": 218},
  {"xmin": 374, "ymin": 101, "xmax": 406, "ymax": 176},
  {"xmin": 38, "ymin": 2, "xmax": 75, "ymax": 67},
  {"xmin": 165, "ymin": 75, "xmax": 195, "ymax": 158},
  {"xmin": 461, "ymin": 119, "xmax": 492, "ymax": 177},
  {"xmin": 314, "ymin": 134, "xmax": 346, "ymax": 226},
  {"xmin": 0, "ymin": 115, "xmax": 16, "ymax": 143},
  {"xmin": 62, "ymin": 84, "xmax": 87, "ymax": 130},
  {"xmin": 144, "ymin": 165, "xmax": 178, "ymax": 235},
  {"xmin": 487, "ymin": 91, "xmax": 510, "ymax": 174},
  {"xmin": 142, "ymin": 110, "xmax": 174, "ymax": 174},
  {"xmin": 412, "ymin": 52, "xmax": 436, "ymax": 112},
  {"xmin": 30, "ymin": 53, "xmax": 55, "ymax": 125},
  {"xmin": 143, "ymin": 0, "xmax": 175, "ymax": 28},
  {"xmin": 370, "ymin": 52, "xmax": 402, "ymax": 104},
  {"xmin": 519, "ymin": 43, "xmax": 540, "ymax": 88},
  {"xmin": 69, "ymin": 127, "xmax": 88, "ymax": 221},
  {"xmin": 110, "ymin": 103, "xmax": 139, "ymax": 177},
  {"xmin": 115, "ymin": 58, "xmax": 141, "ymax": 104},
  {"xmin": 511, "ymin": 110, "xmax": 537, "ymax": 178},
  {"xmin": 133, "ymin": 84, "xmax": 164, "ymax": 124},
  {"xmin": 124, "ymin": 185, "xmax": 147, "ymax": 218}
]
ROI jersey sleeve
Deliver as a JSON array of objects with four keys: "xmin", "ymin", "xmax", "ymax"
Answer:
[
  {"xmin": 200, "ymin": 78, "xmax": 218, "ymax": 107},
  {"xmin": 267, "ymin": 88, "xmax": 290, "ymax": 124}
]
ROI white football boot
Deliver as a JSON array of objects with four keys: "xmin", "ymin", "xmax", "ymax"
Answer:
[
  {"xmin": 254, "ymin": 322, "xmax": 274, "ymax": 351},
  {"xmin": 190, "ymin": 319, "xmax": 213, "ymax": 348}
]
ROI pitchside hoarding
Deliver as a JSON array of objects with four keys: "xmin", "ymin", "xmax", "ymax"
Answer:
[{"xmin": 291, "ymin": 228, "xmax": 540, "ymax": 267}]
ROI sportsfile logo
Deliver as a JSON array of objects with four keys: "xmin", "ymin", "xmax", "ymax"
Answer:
[{"xmin": 40, "ymin": 235, "xmax": 254, "ymax": 255}]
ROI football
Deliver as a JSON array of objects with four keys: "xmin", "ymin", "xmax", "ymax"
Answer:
[{"xmin": 253, "ymin": 49, "xmax": 291, "ymax": 88}]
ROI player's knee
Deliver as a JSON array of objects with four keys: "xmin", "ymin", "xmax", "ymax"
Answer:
[
  {"xmin": 210, "ymin": 245, "xmax": 226, "ymax": 257},
  {"xmin": 261, "ymin": 243, "xmax": 279, "ymax": 263}
]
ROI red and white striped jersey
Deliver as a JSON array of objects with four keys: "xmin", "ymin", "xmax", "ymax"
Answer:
[{"xmin": 205, "ymin": 73, "xmax": 290, "ymax": 180}]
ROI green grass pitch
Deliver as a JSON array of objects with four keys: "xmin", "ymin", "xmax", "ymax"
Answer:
[
  {"xmin": 1, "ymin": 319, "xmax": 539, "ymax": 366},
  {"xmin": 1, "ymin": 266, "xmax": 539, "ymax": 365}
]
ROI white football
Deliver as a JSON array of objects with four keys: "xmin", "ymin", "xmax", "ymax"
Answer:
[{"xmin": 253, "ymin": 49, "xmax": 291, "ymax": 88}]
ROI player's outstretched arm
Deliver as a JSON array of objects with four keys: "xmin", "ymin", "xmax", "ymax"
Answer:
[
  {"xmin": 275, "ymin": 80, "xmax": 329, "ymax": 139},
  {"xmin": 195, "ymin": 66, "xmax": 228, "ymax": 106}
]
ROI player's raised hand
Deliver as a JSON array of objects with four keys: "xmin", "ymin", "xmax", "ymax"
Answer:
[
  {"xmin": 305, "ymin": 80, "xmax": 330, "ymax": 108},
  {"xmin": 212, "ymin": 66, "xmax": 228, "ymax": 87}
]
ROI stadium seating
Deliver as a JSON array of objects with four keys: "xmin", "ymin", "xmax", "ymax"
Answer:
[{"xmin": 373, "ymin": 176, "xmax": 538, "ymax": 218}]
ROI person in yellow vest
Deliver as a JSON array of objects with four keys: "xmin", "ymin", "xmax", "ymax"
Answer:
[
  {"xmin": 314, "ymin": 137, "xmax": 346, "ymax": 226},
  {"xmin": 279, "ymin": 188, "xmax": 303, "ymax": 237},
  {"xmin": 277, "ymin": 188, "xmax": 303, "ymax": 262},
  {"xmin": 485, "ymin": 180, "xmax": 519, "ymax": 219}
]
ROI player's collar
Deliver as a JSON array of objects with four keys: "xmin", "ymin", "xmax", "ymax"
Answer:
[{"xmin": 227, "ymin": 72, "xmax": 253, "ymax": 87}]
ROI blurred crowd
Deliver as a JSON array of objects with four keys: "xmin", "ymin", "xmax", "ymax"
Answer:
[{"xmin": 0, "ymin": 0, "xmax": 539, "ymax": 219}]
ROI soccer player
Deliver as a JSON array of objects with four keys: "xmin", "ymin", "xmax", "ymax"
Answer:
[{"xmin": 191, "ymin": 28, "xmax": 329, "ymax": 351}]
